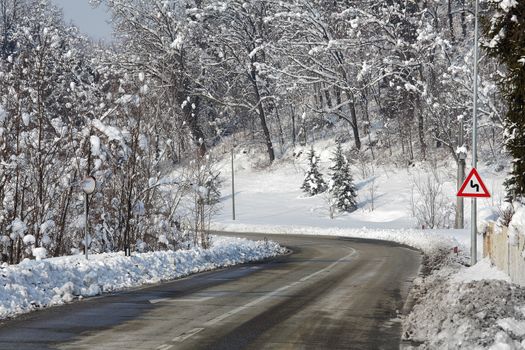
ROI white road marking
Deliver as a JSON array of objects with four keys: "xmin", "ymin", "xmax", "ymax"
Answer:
[
  {"xmin": 204, "ymin": 248, "xmax": 356, "ymax": 326},
  {"xmin": 171, "ymin": 297, "xmax": 212, "ymax": 302},
  {"xmin": 172, "ymin": 327, "xmax": 205, "ymax": 342},
  {"xmin": 149, "ymin": 298, "xmax": 170, "ymax": 304},
  {"xmin": 156, "ymin": 344, "xmax": 173, "ymax": 350},
  {"xmin": 149, "ymin": 296, "xmax": 212, "ymax": 304}
]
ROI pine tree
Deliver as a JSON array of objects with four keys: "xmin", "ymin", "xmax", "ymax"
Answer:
[
  {"xmin": 484, "ymin": 1, "xmax": 525, "ymax": 203},
  {"xmin": 204, "ymin": 171, "xmax": 222, "ymax": 205},
  {"xmin": 301, "ymin": 148, "xmax": 327, "ymax": 196},
  {"xmin": 329, "ymin": 142, "xmax": 358, "ymax": 212}
]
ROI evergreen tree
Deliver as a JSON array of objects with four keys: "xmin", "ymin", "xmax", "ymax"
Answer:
[
  {"xmin": 301, "ymin": 148, "xmax": 327, "ymax": 196},
  {"xmin": 204, "ymin": 171, "xmax": 222, "ymax": 205},
  {"xmin": 329, "ymin": 142, "xmax": 358, "ymax": 212},
  {"xmin": 484, "ymin": 1, "xmax": 525, "ymax": 202}
]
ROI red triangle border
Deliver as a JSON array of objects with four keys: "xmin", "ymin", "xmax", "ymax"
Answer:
[{"xmin": 457, "ymin": 168, "xmax": 491, "ymax": 198}]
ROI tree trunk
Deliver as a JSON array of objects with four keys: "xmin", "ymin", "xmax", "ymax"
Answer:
[
  {"xmin": 291, "ymin": 106, "xmax": 296, "ymax": 148},
  {"xmin": 345, "ymin": 91, "xmax": 361, "ymax": 150},
  {"xmin": 448, "ymin": 0, "xmax": 456, "ymax": 42},
  {"xmin": 461, "ymin": 0, "xmax": 467, "ymax": 38},
  {"xmin": 250, "ymin": 65, "xmax": 275, "ymax": 162},
  {"xmin": 361, "ymin": 91, "xmax": 375, "ymax": 160},
  {"xmin": 417, "ymin": 97, "xmax": 427, "ymax": 160}
]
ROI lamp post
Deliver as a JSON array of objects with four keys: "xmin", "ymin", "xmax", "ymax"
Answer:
[
  {"xmin": 471, "ymin": 0, "xmax": 480, "ymax": 265},
  {"xmin": 80, "ymin": 176, "xmax": 96, "ymax": 260}
]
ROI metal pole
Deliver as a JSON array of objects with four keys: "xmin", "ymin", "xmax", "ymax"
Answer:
[
  {"xmin": 231, "ymin": 147, "xmax": 236, "ymax": 220},
  {"xmin": 456, "ymin": 117, "xmax": 465, "ymax": 229},
  {"xmin": 84, "ymin": 192, "xmax": 89, "ymax": 260},
  {"xmin": 471, "ymin": 0, "xmax": 480, "ymax": 265}
]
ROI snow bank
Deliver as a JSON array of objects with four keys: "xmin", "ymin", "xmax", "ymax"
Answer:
[
  {"xmin": 453, "ymin": 258, "xmax": 511, "ymax": 284},
  {"xmin": 508, "ymin": 205, "xmax": 525, "ymax": 246},
  {"xmin": 404, "ymin": 257, "xmax": 525, "ymax": 349},
  {"xmin": 0, "ymin": 235, "xmax": 285, "ymax": 320},
  {"xmin": 212, "ymin": 223, "xmax": 465, "ymax": 255}
]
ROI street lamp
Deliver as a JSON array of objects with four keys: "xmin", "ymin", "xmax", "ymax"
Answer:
[{"xmin": 80, "ymin": 176, "xmax": 96, "ymax": 260}]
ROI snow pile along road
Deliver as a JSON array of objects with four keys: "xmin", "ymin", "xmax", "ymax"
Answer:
[
  {"xmin": 0, "ymin": 235, "xmax": 285, "ymax": 320},
  {"xmin": 212, "ymin": 223, "xmax": 464, "ymax": 256},
  {"xmin": 403, "ymin": 258, "xmax": 525, "ymax": 349}
]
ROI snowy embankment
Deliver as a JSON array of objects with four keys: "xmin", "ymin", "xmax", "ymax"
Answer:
[
  {"xmin": 211, "ymin": 223, "xmax": 464, "ymax": 256},
  {"xmin": 0, "ymin": 235, "xmax": 285, "ymax": 320},
  {"xmin": 403, "ymin": 257, "xmax": 525, "ymax": 349},
  {"xmin": 211, "ymin": 140, "xmax": 520, "ymax": 349},
  {"xmin": 402, "ymin": 207, "xmax": 525, "ymax": 349}
]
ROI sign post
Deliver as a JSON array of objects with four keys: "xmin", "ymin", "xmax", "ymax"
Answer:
[
  {"xmin": 457, "ymin": 167, "xmax": 490, "ymax": 266},
  {"xmin": 471, "ymin": 0, "xmax": 480, "ymax": 266},
  {"xmin": 80, "ymin": 176, "xmax": 96, "ymax": 260}
]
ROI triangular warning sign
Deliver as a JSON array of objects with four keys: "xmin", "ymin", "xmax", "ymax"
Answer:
[{"xmin": 457, "ymin": 168, "xmax": 490, "ymax": 198}]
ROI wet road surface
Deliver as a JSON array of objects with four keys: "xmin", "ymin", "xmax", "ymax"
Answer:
[{"xmin": 0, "ymin": 233, "xmax": 422, "ymax": 349}]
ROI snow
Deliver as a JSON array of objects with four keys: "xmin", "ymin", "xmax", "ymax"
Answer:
[
  {"xmin": 158, "ymin": 234, "xmax": 169, "ymax": 245},
  {"xmin": 403, "ymin": 254, "xmax": 525, "ymax": 349},
  {"xmin": 21, "ymin": 112, "xmax": 30, "ymax": 126},
  {"xmin": 0, "ymin": 128, "xmax": 513, "ymax": 346},
  {"xmin": 0, "ymin": 104, "xmax": 6, "ymax": 123},
  {"xmin": 0, "ymin": 235, "xmax": 284, "ymax": 319},
  {"xmin": 138, "ymin": 134, "xmax": 148, "ymax": 150},
  {"xmin": 213, "ymin": 140, "xmax": 506, "ymax": 247},
  {"xmin": 453, "ymin": 258, "xmax": 511, "ymax": 284},
  {"xmin": 497, "ymin": 318, "xmax": 525, "ymax": 338},
  {"xmin": 508, "ymin": 205, "xmax": 525, "ymax": 247},
  {"xmin": 92, "ymin": 119, "xmax": 124, "ymax": 142},
  {"xmin": 32, "ymin": 247, "xmax": 47, "ymax": 260},
  {"xmin": 456, "ymin": 145, "xmax": 468, "ymax": 155},
  {"xmin": 10, "ymin": 218, "xmax": 27, "ymax": 238},
  {"xmin": 22, "ymin": 234, "xmax": 35, "ymax": 246},
  {"xmin": 208, "ymin": 141, "xmax": 514, "ymax": 349},
  {"xmin": 499, "ymin": 0, "xmax": 518, "ymax": 12},
  {"xmin": 90, "ymin": 135, "xmax": 101, "ymax": 156},
  {"xmin": 40, "ymin": 220, "xmax": 55, "ymax": 235},
  {"xmin": 213, "ymin": 222, "xmax": 464, "ymax": 256}
]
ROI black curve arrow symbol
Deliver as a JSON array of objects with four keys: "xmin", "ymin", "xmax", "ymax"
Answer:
[{"xmin": 470, "ymin": 180, "xmax": 480, "ymax": 192}]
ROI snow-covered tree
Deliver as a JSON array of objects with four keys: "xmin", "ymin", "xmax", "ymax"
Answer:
[
  {"xmin": 329, "ymin": 142, "xmax": 357, "ymax": 212},
  {"xmin": 484, "ymin": 0, "xmax": 525, "ymax": 202},
  {"xmin": 301, "ymin": 148, "xmax": 327, "ymax": 196},
  {"xmin": 197, "ymin": 0, "xmax": 280, "ymax": 163}
]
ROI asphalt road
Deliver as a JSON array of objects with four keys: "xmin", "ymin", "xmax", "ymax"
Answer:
[{"xmin": 0, "ymin": 233, "xmax": 422, "ymax": 350}]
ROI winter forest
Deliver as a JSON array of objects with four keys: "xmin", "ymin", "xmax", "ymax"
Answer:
[{"xmin": 0, "ymin": 0, "xmax": 512, "ymax": 264}]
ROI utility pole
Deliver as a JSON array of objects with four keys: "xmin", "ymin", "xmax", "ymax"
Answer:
[{"xmin": 471, "ymin": 0, "xmax": 480, "ymax": 265}]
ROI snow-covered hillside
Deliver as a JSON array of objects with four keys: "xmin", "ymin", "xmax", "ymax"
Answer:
[
  {"xmin": 213, "ymin": 139, "xmax": 507, "ymax": 250},
  {"xmin": 210, "ymin": 139, "xmax": 525, "ymax": 349}
]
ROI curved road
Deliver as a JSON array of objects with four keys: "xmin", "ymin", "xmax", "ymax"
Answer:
[{"xmin": 0, "ymin": 234, "xmax": 421, "ymax": 350}]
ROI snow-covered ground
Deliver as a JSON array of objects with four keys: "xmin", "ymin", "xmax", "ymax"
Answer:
[
  {"xmin": 211, "ymin": 140, "xmax": 524, "ymax": 349},
  {"xmin": 403, "ymin": 257, "xmax": 525, "ymax": 349},
  {"xmin": 0, "ymin": 235, "xmax": 285, "ymax": 320},
  {"xmin": 2, "ymin": 137, "xmax": 519, "ymax": 347},
  {"xmin": 212, "ymin": 139, "xmax": 507, "ymax": 257}
]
